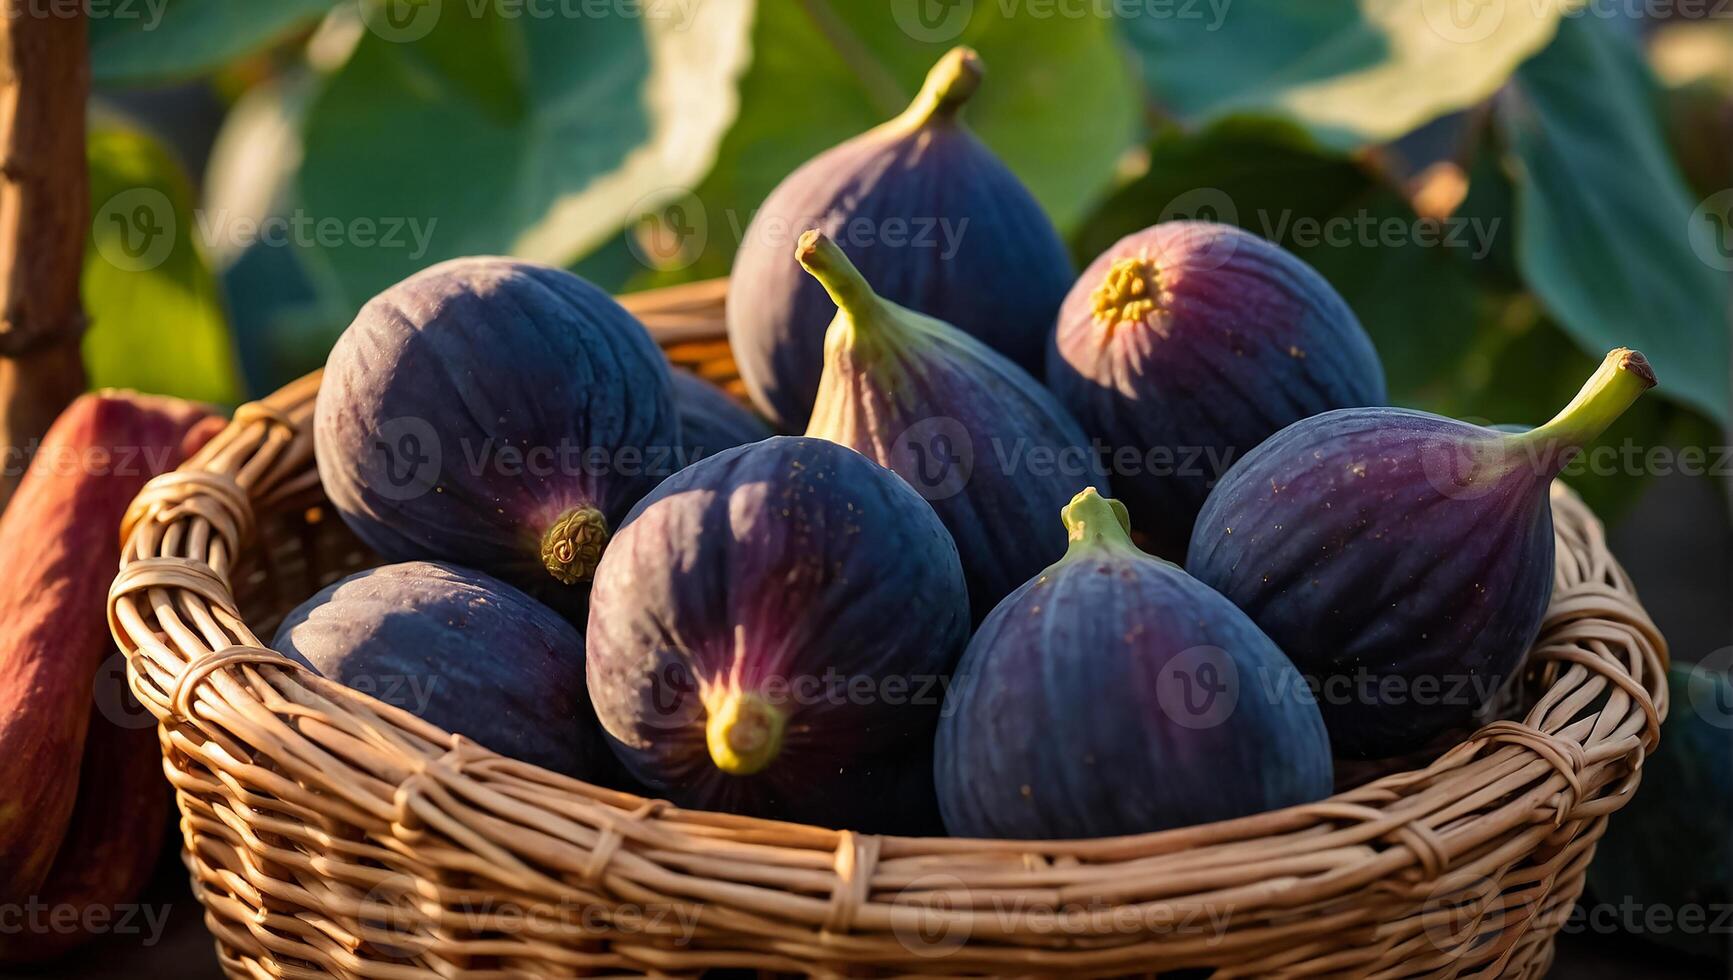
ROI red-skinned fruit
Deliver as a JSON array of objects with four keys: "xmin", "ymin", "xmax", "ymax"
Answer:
[{"xmin": 0, "ymin": 394, "xmax": 217, "ymax": 908}]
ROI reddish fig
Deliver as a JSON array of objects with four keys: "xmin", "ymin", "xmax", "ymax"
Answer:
[
  {"xmin": 1049, "ymin": 221, "xmax": 1386, "ymax": 556},
  {"xmin": 728, "ymin": 47, "xmax": 1072, "ymax": 430},
  {"xmin": 1187, "ymin": 349, "xmax": 1657, "ymax": 758}
]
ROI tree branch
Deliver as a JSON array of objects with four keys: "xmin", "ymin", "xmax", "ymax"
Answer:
[{"xmin": 0, "ymin": 0, "xmax": 89, "ymax": 511}]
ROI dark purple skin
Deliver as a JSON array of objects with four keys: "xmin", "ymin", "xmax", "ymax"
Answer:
[
  {"xmin": 315, "ymin": 256, "xmax": 679, "ymax": 615},
  {"xmin": 936, "ymin": 490, "xmax": 1333, "ymax": 839},
  {"xmin": 799, "ymin": 232, "xmax": 1099, "ymax": 624},
  {"xmin": 1048, "ymin": 221, "xmax": 1386, "ymax": 558},
  {"xmin": 670, "ymin": 367, "xmax": 772, "ymax": 464},
  {"xmin": 273, "ymin": 561, "xmax": 614, "ymax": 780},
  {"xmin": 726, "ymin": 56, "xmax": 1072, "ymax": 431},
  {"xmin": 585, "ymin": 436, "xmax": 969, "ymax": 829},
  {"xmin": 1185, "ymin": 410, "xmax": 1557, "ymax": 759}
]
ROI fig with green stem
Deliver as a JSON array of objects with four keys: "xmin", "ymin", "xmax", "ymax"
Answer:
[
  {"xmin": 1187, "ymin": 348, "xmax": 1658, "ymax": 758},
  {"xmin": 727, "ymin": 46, "xmax": 1073, "ymax": 430},
  {"xmin": 936, "ymin": 487, "xmax": 1333, "ymax": 839},
  {"xmin": 798, "ymin": 229, "xmax": 1097, "ymax": 622}
]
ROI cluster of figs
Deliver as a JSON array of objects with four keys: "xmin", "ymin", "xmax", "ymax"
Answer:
[{"xmin": 294, "ymin": 48, "xmax": 1657, "ymax": 839}]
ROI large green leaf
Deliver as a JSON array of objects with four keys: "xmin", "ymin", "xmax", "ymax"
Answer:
[
  {"xmin": 89, "ymin": 0, "xmax": 335, "ymax": 85},
  {"xmin": 1501, "ymin": 16, "xmax": 1731, "ymax": 424},
  {"xmin": 1071, "ymin": 119, "xmax": 1489, "ymax": 401},
  {"xmin": 296, "ymin": 1, "xmax": 752, "ymax": 308},
  {"xmin": 84, "ymin": 126, "xmax": 242, "ymax": 404},
  {"xmin": 629, "ymin": 0, "xmax": 1138, "ymax": 287},
  {"xmin": 1117, "ymin": 0, "xmax": 1565, "ymax": 151}
]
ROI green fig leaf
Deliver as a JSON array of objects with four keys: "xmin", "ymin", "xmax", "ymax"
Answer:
[
  {"xmin": 1117, "ymin": 0, "xmax": 1565, "ymax": 151},
  {"xmin": 84, "ymin": 125, "xmax": 243, "ymax": 405},
  {"xmin": 1500, "ymin": 15, "xmax": 1731, "ymax": 424},
  {"xmin": 296, "ymin": 1, "xmax": 752, "ymax": 308},
  {"xmin": 1071, "ymin": 119, "xmax": 1488, "ymax": 401},
  {"xmin": 89, "ymin": 0, "xmax": 336, "ymax": 85},
  {"xmin": 630, "ymin": 0, "xmax": 1137, "ymax": 287}
]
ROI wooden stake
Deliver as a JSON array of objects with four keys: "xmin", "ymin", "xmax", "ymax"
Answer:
[{"xmin": 0, "ymin": 1, "xmax": 89, "ymax": 512}]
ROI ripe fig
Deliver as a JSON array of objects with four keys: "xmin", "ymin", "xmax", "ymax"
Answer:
[
  {"xmin": 935, "ymin": 488, "xmax": 1333, "ymax": 839},
  {"xmin": 670, "ymin": 366, "xmax": 771, "ymax": 464},
  {"xmin": 797, "ymin": 230, "xmax": 1098, "ymax": 622},
  {"xmin": 273, "ymin": 561, "xmax": 614, "ymax": 780},
  {"xmin": 1049, "ymin": 221, "xmax": 1387, "ymax": 556},
  {"xmin": 1186, "ymin": 349, "xmax": 1658, "ymax": 758},
  {"xmin": 315, "ymin": 257, "xmax": 680, "ymax": 614},
  {"xmin": 727, "ymin": 47, "xmax": 1073, "ymax": 430},
  {"xmin": 586, "ymin": 436, "xmax": 969, "ymax": 829}
]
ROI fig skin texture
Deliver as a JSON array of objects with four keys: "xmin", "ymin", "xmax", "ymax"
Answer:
[
  {"xmin": 797, "ymin": 230, "xmax": 1098, "ymax": 623},
  {"xmin": 727, "ymin": 47, "xmax": 1073, "ymax": 431},
  {"xmin": 273, "ymin": 561, "xmax": 614, "ymax": 781},
  {"xmin": 670, "ymin": 367, "xmax": 771, "ymax": 464},
  {"xmin": 1049, "ymin": 221, "xmax": 1387, "ymax": 557},
  {"xmin": 586, "ymin": 436, "xmax": 970, "ymax": 830},
  {"xmin": 315, "ymin": 256, "xmax": 679, "ymax": 615},
  {"xmin": 1187, "ymin": 349, "xmax": 1657, "ymax": 759},
  {"xmin": 935, "ymin": 488, "xmax": 1333, "ymax": 839}
]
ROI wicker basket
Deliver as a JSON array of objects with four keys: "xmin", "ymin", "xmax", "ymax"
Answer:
[{"xmin": 107, "ymin": 278, "xmax": 1669, "ymax": 979}]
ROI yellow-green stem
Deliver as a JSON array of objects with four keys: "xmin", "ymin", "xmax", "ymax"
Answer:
[
  {"xmin": 704, "ymin": 690, "xmax": 786, "ymax": 776},
  {"xmin": 1059, "ymin": 487, "xmax": 1138, "ymax": 559},
  {"xmin": 1511, "ymin": 348, "xmax": 1657, "ymax": 470},
  {"xmin": 892, "ymin": 46, "xmax": 983, "ymax": 130}
]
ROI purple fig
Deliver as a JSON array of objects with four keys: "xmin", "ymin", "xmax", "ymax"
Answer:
[
  {"xmin": 727, "ymin": 47, "xmax": 1073, "ymax": 430},
  {"xmin": 1186, "ymin": 349, "xmax": 1657, "ymax": 758},
  {"xmin": 315, "ymin": 257, "xmax": 679, "ymax": 615},
  {"xmin": 1049, "ymin": 221, "xmax": 1387, "ymax": 556},
  {"xmin": 935, "ymin": 488, "xmax": 1333, "ymax": 839},
  {"xmin": 796, "ymin": 230, "xmax": 1098, "ymax": 622},
  {"xmin": 585, "ymin": 436, "xmax": 969, "ymax": 829},
  {"xmin": 670, "ymin": 367, "xmax": 771, "ymax": 464}
]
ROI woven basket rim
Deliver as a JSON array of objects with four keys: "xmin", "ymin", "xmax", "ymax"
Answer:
[{"xmin": 105, "ymin": 293, "xmax": 1673, "ymax": 976}]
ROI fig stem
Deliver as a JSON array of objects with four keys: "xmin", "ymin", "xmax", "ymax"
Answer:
[
  {"xmin": 540, "ymin": 506, "xmax": 609, "ymax": 585},
  {"xmin": 796, "ymin": 230, "xmax": 886, "ymax": 324},
  {"xmin": 704, "ymin": 689, "xmax": 786, "ymax": 776},
  {"xmin": 1060, "ymin": 487, "xmax": 1137, "ymax": 557},
  {"xmin": 896, "ymin": 46, "xmax": 983, "ymax": 128},
  {"xmin": 1513, "ymin": 348, "xmax": 1657, "ymax": 465}
]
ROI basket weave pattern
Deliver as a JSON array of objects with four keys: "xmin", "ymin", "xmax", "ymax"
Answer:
[{"xmin": 106, "ymin": 280, "xmax": 1669, "ymax": 978}]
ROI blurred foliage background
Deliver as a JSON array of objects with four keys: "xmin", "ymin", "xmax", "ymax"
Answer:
[{"xmin": 82, "ymin": 0, "xmax": 1729, "ymax": 626}]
